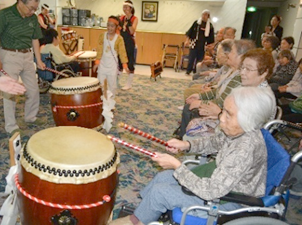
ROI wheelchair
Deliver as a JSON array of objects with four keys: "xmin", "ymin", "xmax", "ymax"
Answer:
[
  {"xmin": 36, "ymin": 53, "xmax": 80, "ymax": 93},
  {"xmin": 169, "ymin": 120, "xmax": 302, "ymax": 225},
  {"xmin": 117, "ymin": 120, "xmax": 302, "ymax": 225}
]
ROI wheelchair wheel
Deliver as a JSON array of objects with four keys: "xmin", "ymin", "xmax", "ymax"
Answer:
[
  {"xmin": 54, "ymin": 69, "xmax": 76, "ymax": 80},
  {"xmin": 38, "ymin": 77, "xmax": 50, "ymax": 94},
  {"xmin": 223, "ymin": 216, "xmax": 289, "ymax": 225}
]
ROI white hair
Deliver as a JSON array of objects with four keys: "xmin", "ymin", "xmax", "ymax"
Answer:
[
  {"xmin": 202, "ymin": 9, "xmax": 210, "ymax": 16},
  {"xmin": 229, "ymin": 87, "xmax": 275, "ymax": 132}
]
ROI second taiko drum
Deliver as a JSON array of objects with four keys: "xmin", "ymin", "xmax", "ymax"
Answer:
[{"xmin": 49, "ymin": 77, "xmax": 103, "ymax": 128}]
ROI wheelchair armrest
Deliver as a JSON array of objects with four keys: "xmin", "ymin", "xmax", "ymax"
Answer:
[
  {"xmin": 220, "ymin": 192, "xmax": 264, "ymax": 207},
  {"xmin": 182, "ymin": 160, "xmax": 200, "ymax": 166}
]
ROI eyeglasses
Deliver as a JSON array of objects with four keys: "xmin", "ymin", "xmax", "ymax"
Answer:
[
  {"xmin": 240, "ymin": 66, "xmax": 258, "ymax": 73},
  {"xmin": 23, "ymin": 2, "xmax": 39, "ymax": 13}
]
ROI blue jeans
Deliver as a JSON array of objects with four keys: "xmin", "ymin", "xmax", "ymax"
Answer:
[{"xmin": 134, "ymin": 170, "xmax": 241, "ymax": 224}]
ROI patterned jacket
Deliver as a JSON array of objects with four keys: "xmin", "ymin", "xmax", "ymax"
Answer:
[
  {"xmin": 96, "ymin": 32, "xmax": 128, "ymax": 64},
  {"xmin": 286, "ymin": 67, "xmax": 302, "ymax": 97},
  {"xmin": 199, "ymin": 70, "xmax": 241, "ymax": 109},
  {"xmin": 174, "ymin": 129, "xmax": 267, "ymax": 201},
  {"xmin": 269, "ymin": 59, "xmax": 298, "ymax": 86}
]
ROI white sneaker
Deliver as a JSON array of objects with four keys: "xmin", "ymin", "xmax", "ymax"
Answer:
[{"xmin": 177, "ymin": 105, "xmax": 184, "ymax": 110}]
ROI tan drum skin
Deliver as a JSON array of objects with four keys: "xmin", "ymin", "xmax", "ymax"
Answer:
[
  {"xmin": 17, "ymin": 127, "xmax": 119, "ymax": 225},
  {"xmin": 49, "ymin": 77, "xmax": 104, "ymax": 128}
]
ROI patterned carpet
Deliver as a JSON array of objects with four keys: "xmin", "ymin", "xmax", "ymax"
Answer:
[{"xmin": 0, "ymin": 74, "xmax": 301, "ymax": 224}]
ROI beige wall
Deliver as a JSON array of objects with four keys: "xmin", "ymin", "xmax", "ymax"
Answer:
[
  {"xmin": 1, "ymin": 0, "xmax": 246, "ymax": 38},
  {"xmin": 74, "ymin": 0, "xmax": 247, "ymax": 38},
  {"xmin": 278, "ymin": 0, "xmax": 300, "ymax": 38},
  {"xmin": 292, "ymin": 1, "xmax": 302, "ymax": 59}
]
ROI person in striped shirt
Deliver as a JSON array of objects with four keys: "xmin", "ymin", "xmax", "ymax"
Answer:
[{"xmin": 0, "ymin": 0, "xmax": 45, "ymax": 134}]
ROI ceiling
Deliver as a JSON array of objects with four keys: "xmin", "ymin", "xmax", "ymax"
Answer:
[{"xmin": 247, "ymin": 0, "xmax": 289, "ymax": 8}]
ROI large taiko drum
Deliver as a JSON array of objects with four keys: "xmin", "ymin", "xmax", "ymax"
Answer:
[
  {"xmin": 17, "ymin": 126, "xmax": 119, "ymax": 225},
  {"xmin": 49, "ymin": 77, "xmax": 103, "ymax": 128},
  {"xmin": 76, "ymin": 51, "xmax": 97, "ymax": 77}
]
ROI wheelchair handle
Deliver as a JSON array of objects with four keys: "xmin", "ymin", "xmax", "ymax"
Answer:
[
  {"xmin": 264, "ymin": 120, "xmax": 302, "ymax": 132},
  {"xmin": 180, "ymin": 205, "xmax": 283, "ymax": 225}
]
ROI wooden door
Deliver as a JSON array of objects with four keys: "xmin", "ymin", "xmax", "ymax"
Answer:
[{"xmin": 90, "ymin": 28, "xmax": 106, "ymax": 51}]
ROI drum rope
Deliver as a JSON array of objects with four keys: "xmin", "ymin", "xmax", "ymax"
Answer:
[
  {"xmin": 52, "ymin": 102, "xmax": 103, "ymax": 112},
  {"xmin": 14, "ymin": 174, "xmax": 114, "ymax": 209}
]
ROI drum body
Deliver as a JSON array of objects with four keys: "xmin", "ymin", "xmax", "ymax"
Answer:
[
  {"xmin": 17, "ymin": 127, "xmax": 119, "ymax": 225},
  {"xmin": 76, "ymin": 51, "xmax": 97, "ymax": 77},
  {"xmin": 50, "ymin": 77, "xmax": 103, "ymax": 128}
]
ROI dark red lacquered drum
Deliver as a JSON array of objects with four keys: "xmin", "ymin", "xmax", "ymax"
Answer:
[
  {"xmin": 17, "ymin": 126, "xmax": 119, "ymax": 225},
  {"xmin": 49, "ymin": 77, "xmax": 103, "ymax": 128},
  {"xmin": 76, "ymin": 51, "xmax": 97, "ymax": 77}
]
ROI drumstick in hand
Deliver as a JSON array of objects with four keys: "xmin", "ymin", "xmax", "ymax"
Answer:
[
  {"xmin": 118, "ymin": 122, "xmax": 169, "ymax": 147},
  {"xmin": 107, "ymin": 135, "xmax": 157, "ymax": 157}
]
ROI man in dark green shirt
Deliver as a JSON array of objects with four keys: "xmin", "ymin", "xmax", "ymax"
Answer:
[{"xmin": 0, "ymin": 0, "xmax": 45, "ymax": 134}]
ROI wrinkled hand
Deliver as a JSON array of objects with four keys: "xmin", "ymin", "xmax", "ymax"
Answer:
[
  {"xmin": 0, "ymin": 76, "xmax": 26, "ymax": 95},
  {"xmin": 36, "ymin": 60, "xmax": 46, "ymax": 70},
  {"xmin": 151, "ymin": 152, "xmax": 182, "ymax": 169},
  {"xmin": 199, "ymin": 102, "xmax": 221, "ymax": 118},
  {"xmin": 205, "ymin": 43, "xmax": 214, "ymax": 51},
  {"xmin": 278, "ymin": 85, "xmax": 288, "ymax": 93},
  {"xmin": 203, "ymin": 59, "xmax": 214, "ymax": 66},
  {"xmin": 166, "ymin": 138, "xmax": 190, "ymax": 153},
  {"xmin": 200, "ymin": 71, "xmax": 210, "ymax": 77},
  {"xmin": 186, "ymin": 93, "xmax": 199, "ymax": 104},
  {"xmin": 189, "ymin": 99, "xmax": 202, "ymax": 110},
  {"xmin": 200, "ymin": 85, "xmax": 211, "ymax": 93}
]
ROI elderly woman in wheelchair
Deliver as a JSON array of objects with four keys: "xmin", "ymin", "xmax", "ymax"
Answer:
[
  {"xmin": 110, "ymin": 86, "xmax": 281, "ymax": 225},
  {"xmin": 38, "ymin": 28, "xmax": 80, "ymax": 82}
]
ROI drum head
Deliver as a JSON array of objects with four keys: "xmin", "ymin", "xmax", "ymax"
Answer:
[
  {"xmin": 21, "ymin": 127, "xmax": 118, "ymax": 184},
  {"xmin": 76, "ymin": 51, "xmax": 97, "ymax": 59},
  {"xmin": 49, "ymin": 77, "xmax": 100, "ymax": 94}
]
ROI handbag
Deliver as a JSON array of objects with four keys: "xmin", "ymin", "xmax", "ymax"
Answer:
[{"xmin": 289, "ymin": 96, "xmax": 302, "ymax": 114}]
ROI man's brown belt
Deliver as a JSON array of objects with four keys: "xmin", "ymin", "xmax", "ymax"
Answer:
[{"xmin": 2, "ymin": 47, "xmax": 32, "ymax": 53}]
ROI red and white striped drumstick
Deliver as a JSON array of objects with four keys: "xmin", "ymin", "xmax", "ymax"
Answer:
[
  {"xmin": 118, "ymin": 122, "xmax": 169, "ymax": 147},
  {"xmin": 0, "ymin": 69, "xmax": 9, "ymax": 76},
  {"xmin": 45, "ymin": 67, "xmax": 69, "ymax": 77},
  {"xmin": 107, "ymin": 135, "xmax": 157, "ymax": 158}
]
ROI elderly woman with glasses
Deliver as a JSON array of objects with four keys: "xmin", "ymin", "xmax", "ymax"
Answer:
[
  {"xmin": 109, "ymin": 87, "xmax": 276, "ymax": 225},
  {"xmin": 183, "ymin": 48, "xmax": 277, "ymax": 139},
  {"xmin": 176, "ymin": 40, "xmax": 255, "ymax": 139}
]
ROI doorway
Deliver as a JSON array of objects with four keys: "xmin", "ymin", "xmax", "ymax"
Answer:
[{"xmin": 241, "ymin": 7, "xmax": 278, "ymax": 47}]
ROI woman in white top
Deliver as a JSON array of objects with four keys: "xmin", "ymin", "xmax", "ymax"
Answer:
[{"xmin": 40, "ymin": 28, "xmax": 80, "ymax": 73}]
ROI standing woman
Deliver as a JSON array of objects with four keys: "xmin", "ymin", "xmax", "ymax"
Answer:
[
  {"xmin": 119, "ymin": 0, "xmax": 138, "ymax": 90},
  {"xmin": 270, "ymin": 15, "xmax": 283, "ymax": 44},
  {"xmin": 185, "ymin": 9, "xmax": 215, "ymax": 75},
  {"xmin": 38, "ymin": 4, "xmax": 55, "ymax": 45}
]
